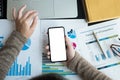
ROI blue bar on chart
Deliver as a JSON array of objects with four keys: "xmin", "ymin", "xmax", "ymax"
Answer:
[
  {"xmin": 95, "ymin": 50, "xmax": 115, "ymax": 62},
  {"xmin": 7, "ymin": 57, "xmax": 31, "ymax": 76},
  {"xmin": 101, "ymin": 54, "xmax": 106, "ymax": 60},
  {"xmin": 106, "ymin": 50, "xmax": 112, "ymax": 58},
  {"xmin": 95, "ymin": 55, "xmax": 100, "ymax": 61},
  {"xmin": 0, "ymin": 36, "xmax": 4, "ymax": 48},
  {"xmin": 95, "ymin": 54, "xmax": 106, "ymax": 62}
]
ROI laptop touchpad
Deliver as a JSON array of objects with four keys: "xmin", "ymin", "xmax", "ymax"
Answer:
[{"xmin": 7, "ymin": 0, "xmax": 54, "ymax": 19}]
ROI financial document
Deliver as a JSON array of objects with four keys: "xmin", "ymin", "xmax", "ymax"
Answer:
[
  {"xmin": 40, "ymin": 19, "xmax": 120, "ymax": 80},
  {"xmin": 40, "ymin": 19, "xmax": 88, "ymax": 80},
  {"xmin": 79, "ymin": 19, "xmax": 120, "ymax": 80},
  {"xmin": 0, "ymin": 20, "xmax": 42, "ymax": 80},
  {"xmin": 1, "ymin": 18, "xmax": 120, "ymax": 80}
]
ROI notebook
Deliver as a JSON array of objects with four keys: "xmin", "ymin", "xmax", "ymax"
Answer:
[
  {"xmin": 83, "ymin": 0, "xmax": 120, "ymax": 23},
  {"xmin": 7, "ymin": 0, "xmax": 78, "ymax": 19}
]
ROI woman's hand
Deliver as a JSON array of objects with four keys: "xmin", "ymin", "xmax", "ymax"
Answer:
[
  {"xmin": 45, "ymin": 37, "xmax": 76, "ymax": 62},
  {"xmin": 12, "ymin": 5, "xmax": 38, "ymax": 39}
]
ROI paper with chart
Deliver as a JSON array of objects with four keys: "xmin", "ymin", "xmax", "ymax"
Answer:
[
  {"xmin": 79, "ymin": 19, "xmax": 120, "ymax": 69},
  {"xmin": 40, "ymin": 19, "xmax": 88, "ymax": 80},
  {"xmin": 78, "ymin": 19, "xmax": 120, "ymax": 80},
  {"xmin": 0, "ymin": 20, "xmax": 42, "ymax": 80}
]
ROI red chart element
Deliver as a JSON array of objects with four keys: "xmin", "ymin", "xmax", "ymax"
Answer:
[{"xmin": 72, "ymin": 42, "xmax": 77, "ymax": 49}]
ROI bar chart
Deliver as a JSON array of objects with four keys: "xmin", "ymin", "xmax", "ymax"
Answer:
[
  {"xmin": 42, "ymin": 53, "xmax": 76, "ymax": 75},
  {"xmin": 0, "ymin": 36, "xmax": 4, "ymax": 48},
  {"xmin": 78, "ymin": 21, "xmax": 120, "ymax": 70},
  {"xmin": 94, "ymin": 50, "xmax": 114, "ymax": 62},
  {"xmin": 7, "ymin": 57, "xmax": 31, "ymax": 76},
  {"xmin": 86, "ymin": 33, "xmax": 119, "ymax": 62},
  {"xmin": 0, "ymin": 20, "xmax": 42, "ymax": 80}
]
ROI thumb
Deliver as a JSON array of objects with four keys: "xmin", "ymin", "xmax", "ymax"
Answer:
[{"xmin": 65, "ymin": 37, "xmax": 72, "ymax": 48}]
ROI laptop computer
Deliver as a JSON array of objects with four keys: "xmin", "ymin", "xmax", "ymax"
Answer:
[{"xmin": 7, "ymin": 0, "xmax": 78, "ymax": 19}]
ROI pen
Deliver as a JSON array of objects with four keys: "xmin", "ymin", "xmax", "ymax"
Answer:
[{"xmin": 93, "ymin": 31, "xmax": 107, "ymax": 58}]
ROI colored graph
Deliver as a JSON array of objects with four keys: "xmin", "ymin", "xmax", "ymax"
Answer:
[
  {"xmin": 0, "ymin": 36, "xmax": 31, "ymax": 50},
  {"xmin": 72, "ymin": 42, "xmax": 77, "ymax": 49},
  {"xmin": 86, "ymin": 33, "xmax": 119, "ymax": 62},
  {"xmin": 0, "ymin": 36, "xmax": 4, "ymax": 48},
  {"xmin": 67, "ymin": 29, "xmax": 76, "ymax": 39},
  {"xmin": 42, "ymin": 53, "xmax": 76, "ymax": 75},
  {"xmin": 42, "ymin": 63, "xmax": 76, "ymax": 75},
  {"xmin": 22, "ymin": 39, "xmax": 31, "ymax": 50},
  {"xmin": 94, "ymin": 50, "xmax": 114, "ymax": 62},
  {"xmin": 7, "ymin": 57, "xmax": 31, "ymax": 76},
  {"xmin": 79, "ymin": 23, "xmax": 120, "ymax": 70}
]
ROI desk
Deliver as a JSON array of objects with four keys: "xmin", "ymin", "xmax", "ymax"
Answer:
[
  {"xmin": 40, "ymin": 19, "xmax": 120, "ymax": 80},
  {"xmin": 0, "ymin": 19, "xmax": 87, "ymax": 80},
  {"xmin": 1, "ymin": 0, "xmax": 120, "ymax": 80},
  {"xmin": 1, "ymin": 18, "xmax": 120, "ymax": 80}
]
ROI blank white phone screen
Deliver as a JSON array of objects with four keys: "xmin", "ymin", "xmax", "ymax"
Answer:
[{"xmin": 49, "ymin": 27, "xmax": 67, "ymax": 62}]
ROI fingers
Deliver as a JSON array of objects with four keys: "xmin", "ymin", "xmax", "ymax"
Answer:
[
  {"xmin": 47, "ymin": 56, "xmax": 50, "ymax": 59},
  {"xmin": 45, "ymin": 45, "xmax": 51, "ymax": 59},
  {"xmin": 17, "ymin": 5, "xmax": 27, "ymax": 19},
  {"xmin": 14, "ymin": 4, "xmax": 38, "ymax": 22},
  {"xmin": 47, "ymin": 52, "xmax": 51, "ymax": 59},
  {"xmin": 47, "ymin": 52, "xmax": 51, "ymax": 55},
  {"xmin": 26, "ymin": 11, "xmax": 38, "ymax": 22},
  {"xmin": 45, "ymin": 45, "xmax": 49, "ymax": 50},
  {"xmin": 22, "ymin": 10, "xmax": 35, "ymax": 19},
  {"xmin": 65, "ymin": 37, "xmax": 72, "ymax": 48},
  {"xmin": 12, "ymin": 8, "xmax": 16, "ymax": 20},
  {"xmin": 30, "ymin": 16, "xmax": 38, "ymax": 31}
]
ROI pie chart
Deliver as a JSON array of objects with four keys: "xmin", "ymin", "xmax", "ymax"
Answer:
[
  {"xmin": 67, "ymin": 29, "xmax": 76, "ymax": 39},
  {"xmin": 22, "ymin": 39, "xmax": 31, "ymax": 50},
  {"xmin": 72, "ymin": 42, "xmax": 77, "ymax": 49}
]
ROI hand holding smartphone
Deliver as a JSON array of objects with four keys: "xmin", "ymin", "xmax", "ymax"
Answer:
[{"xmin": 48, "ymin": 27, "xmax": 67, "ymax": 62}]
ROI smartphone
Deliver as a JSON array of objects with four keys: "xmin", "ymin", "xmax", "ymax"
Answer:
[{"xmin": 48, "ymin": 27, "xmax": 67, "ymax": 62}]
